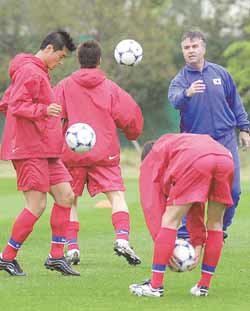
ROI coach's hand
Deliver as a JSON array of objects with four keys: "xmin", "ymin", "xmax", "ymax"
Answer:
[
  {"xmin": 186, "ymin": 80, "xmax": 206, "ymax": 97},
  {"xmin": 239, "ymin": 131, "xmax": 250, "ymax": 151},
  {"xmin": 47, "ymin": 103, "xmax": 62, "ymax": 117}
]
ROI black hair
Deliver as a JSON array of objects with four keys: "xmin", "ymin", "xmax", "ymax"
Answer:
[
  {"xmin": 78, "ymin": 40, "xmax": 102, "ymax": 68},
  {"xmin": 181, "ymin": 31, "xmax": 206, "ymax": 47},
  {"xmin": 141, "ymin": 140, "xmax": 155, "ymax": 161},
  {"xmin": 40, "ymin": 29, "xmax": 76, "ymax": 52}
]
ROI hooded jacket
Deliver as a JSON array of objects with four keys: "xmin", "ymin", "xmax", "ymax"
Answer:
[
  {"xmin": 0, "ymin": 53, "xmax": 63, "ymax": 160},
  {"xmin": 54, "ymin": 68, "xmax": 143, "ymax": 167}
]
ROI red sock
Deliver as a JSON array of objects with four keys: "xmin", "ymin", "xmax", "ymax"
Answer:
[
  {"xmin": 151, "ymin": 227, "xmax": 177, "ymax": 288},
  {"xmin": 112, "ymin": 211, "xmax": 130, "ymax": 241},
  {"xmin": 50, "ymin": 203, "xmax": 71, "ymax": 258},
  {"xmin": 199, "ymin": 230, "xmax": 223, "ymax": 288},
  {"xmin": 2, "ymin": 208, "xmax": 38, "ymax": 261},
  {"xmin": 66, "ymin": 221, "xmax": 80, "ymax": 251}
]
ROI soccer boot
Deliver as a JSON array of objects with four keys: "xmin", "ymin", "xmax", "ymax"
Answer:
[
  {"xmin": 0, "ymin": 253, "xmax": 26, "ymax": 276},
  {"xmin": 44, "ymin": 255, "xmax": 80, "ymax": 276},
  {"xmin": 66, "ymin": 249, "xmax": 80, "ymax": 265},
  {"xmin": 114, "ymin": 239, "xmax": 141, "ymax": 265},
  {"xmin": 129, "ymin": 280, "xmax": 164, "ymax": 297},
  {"xmin": 223, "ymin": 231, "xmax": 228, "ymax": 242},
  {"xmin": 190, "ymin": 284, "xmax": 209, "ymax": 297}
]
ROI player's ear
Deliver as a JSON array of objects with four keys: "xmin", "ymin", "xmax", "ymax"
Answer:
[{"xmin": 44, "ymin": 44, "xmax": 54, "ymax": 54}]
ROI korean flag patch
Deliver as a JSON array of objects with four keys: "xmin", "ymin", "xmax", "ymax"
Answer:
[{"xmin": 213, "ymin": 78, "xmax": 221, "ymax": 85}]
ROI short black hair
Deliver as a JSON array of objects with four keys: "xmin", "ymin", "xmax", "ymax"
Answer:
[
  {"xmin": 77, "ymin": 40, "xmax": 102, "ymax": 68},
  {"xmin": 141, "ymin": 140, "xmax": 155, "ymax": 161},
  {"xmin": 181, "ymin": 31, "xmax": 206, "ymax": 46},
  {"xmin": 40, "ymin": 29, "xmax": 76, "ymax": 52}
]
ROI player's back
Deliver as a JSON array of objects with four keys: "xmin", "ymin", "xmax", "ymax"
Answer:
[{"xmin": 55, "ymin": 68, "xmax": 143, "ymax": 167}]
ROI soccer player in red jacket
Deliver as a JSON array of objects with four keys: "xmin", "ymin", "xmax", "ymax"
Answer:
[
  {"xmin": 54, "ymin": 40, "xmax": 143, "ymax": 265},
  {"xmin": 129, "ymin": 133, "xmax": 234, "ymax": 297},
  {"xmin": 0, "ymin": 30, "xmax": 80, "ymax": 276}
]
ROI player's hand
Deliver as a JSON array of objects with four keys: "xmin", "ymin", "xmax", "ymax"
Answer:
[
  {"xmin": 186, "ymin": 80, "xmax": 206, "ymax": 97},
  {"xmin": 169, "ymin": 256, "xmax": 181, "ymax": 272},
  {"xmin": 239, "ymin": 131, "xmax": 250, "ymax": 151},
  {"xmin": 47, "ymin": 103, "xmax": 62, "ymax": 117},
  {"xmin": 187, "ymin": 245, "xmax": 203, "ymax": 271}
]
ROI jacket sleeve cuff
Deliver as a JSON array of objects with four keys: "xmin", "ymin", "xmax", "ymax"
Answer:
[
  {"xmin": 40, "ymin": 105, "xmax": 48, "ymax": 117},
  {"xmin": 183, "ymin": 89, "xmax": 191, "ymax": 100},
  {"xmin": 239, "ymin": 127, "xmax": 250, "ymax": 133}
]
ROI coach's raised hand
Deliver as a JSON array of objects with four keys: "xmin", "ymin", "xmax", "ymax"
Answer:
[
  {"xmin": 185, "ymin": 80, "xmax": 206, "ymax": 97},
  {"xmin": 47, "ymin": 103, "xmax": 62, "ymax": 117}
]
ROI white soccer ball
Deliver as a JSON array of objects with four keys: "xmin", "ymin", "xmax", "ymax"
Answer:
[
  {"xmin": 65, "ymin": 123, "xmax": 96, "ymax": 153},
  {"xmin": 114, "ymin": 39, "xmax": 143, "ymax": 66},
  {"xmin": 172, "ymin": 239, "xmax": 196, "ymax": 272}
]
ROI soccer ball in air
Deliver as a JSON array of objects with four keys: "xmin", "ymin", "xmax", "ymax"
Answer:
[
  {"xmin": 172, "ymin": 239, "xmax": 196, "ymax": 272},
  {"xmin": 114, "ymin": 39, "xmax": 143, "ymax": 66},
  {"xmin": 65, "ymin": 123, "xmax": 96, "ymax": 153}
]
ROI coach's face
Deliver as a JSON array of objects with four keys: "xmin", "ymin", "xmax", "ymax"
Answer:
[{"xmin": 181, "ymin": 37, "xmax": 206, "ymax": 68}]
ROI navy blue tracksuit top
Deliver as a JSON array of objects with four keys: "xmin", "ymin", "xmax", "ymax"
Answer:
[{"xmin": 168, "ymin": 61, "xmax": 249, "ymax": 138}]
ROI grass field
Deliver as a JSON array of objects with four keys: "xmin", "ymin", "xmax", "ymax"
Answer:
[{"xmin": 0, "ymin": 158, "xmax": 250, "ymax": 311}]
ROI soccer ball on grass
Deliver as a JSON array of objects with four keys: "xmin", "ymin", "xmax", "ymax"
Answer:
[
  {"xmin": 114, "ymin": 39, "xmax": 143, "ymax": 66},
  {"xmin": 172, "ymin": 239, "xmax": 196, "ymax": 272},
  {"xmin": 65, "ymin": 123, "xmax": 96, "ymax": 153}
]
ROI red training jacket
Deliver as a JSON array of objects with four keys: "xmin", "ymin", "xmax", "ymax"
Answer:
[
  {"xmin": 54, "ymin": 68, "xmax": 143, "ymax": 167},
  {"xmin": 0, "ymin": 54, "xmax": 63, "ymax": 160},
  {"xmin": 139, "ymin": 133, "xmax": 233, "ymax": 246}
]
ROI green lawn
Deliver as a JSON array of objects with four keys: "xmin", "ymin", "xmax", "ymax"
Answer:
[{"xmin": 0, "ymin": 177, "xmax": 250, "ymax": 311}]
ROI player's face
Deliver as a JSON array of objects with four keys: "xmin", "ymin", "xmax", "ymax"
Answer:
[
  {"xmin": 45, "ymin": 45, "xmax": 69, "ymax": 70},
  {"xmin": 181, "ymin": 38, "xmax": 205, "ymax": 67}
]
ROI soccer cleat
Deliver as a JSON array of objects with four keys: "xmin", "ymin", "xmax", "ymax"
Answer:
[
  {"xmin": 223, "ymin": 231, "xmax": 228, "ymax": 242},
  {"xmin": 114, "ymin": 239, "xmax": 141, "ymax": 265},
  {"xmin": 66, "ymin": 249, "xmax": 80, "ymax": 265},
  {"xmin": 190, "ymin": 284, "xmax": 209, "ymax": 297},
  {"xmin": 129, "ymin": 280, "xmax": 164, "ymax": 297},
  {"xmin": 44, "ymin": 255, "xmax": 80, "ymax": 276},
  {"xmin": 0, "ymin": 253, "xmax": 26, "ymax": 276}
]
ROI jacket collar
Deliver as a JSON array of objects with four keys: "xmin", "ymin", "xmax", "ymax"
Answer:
[{"xmin": 185, "ymin": 60, "xmax": 209, "ymax": 72}]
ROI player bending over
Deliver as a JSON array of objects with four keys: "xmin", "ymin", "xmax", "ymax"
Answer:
[
  {"xmin": 54, "ymin": 40, "xmax": 143, "ymax": 266},
  {"xmin": 129, "ymin": 133, "xmax": 234, "ymax": 297}
]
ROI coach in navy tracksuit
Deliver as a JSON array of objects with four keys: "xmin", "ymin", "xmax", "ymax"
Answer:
[{"xmin": 168, "ymin": 31, "xmax": 250, "ymax": 239}]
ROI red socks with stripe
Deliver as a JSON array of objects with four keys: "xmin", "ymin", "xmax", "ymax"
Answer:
[
  {"xmin": 50, "ymin": 203, "xmax": 71, "ymax": 258},
  {"xmin": 66, "ymin": 221, "xmax": 80, "ymax": 251},
  {"xmin": 112, "ymin": 211, "xmax": 130, "ymax": 241},
  {"xmin": 2, "ymin": 208, "xmax": 38, "ymax": 261},
  {"xmin": 151, "ymin": 227, "xmax": 177, "ymax": 288},
  {"xmin": 199, "ymin": 230, "xmax": 224, "ymax": 288}
]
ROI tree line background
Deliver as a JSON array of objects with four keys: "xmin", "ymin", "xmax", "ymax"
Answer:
[{"xmin": 0, "ymin": 0, "xmax": 250, "ymax": 145}]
